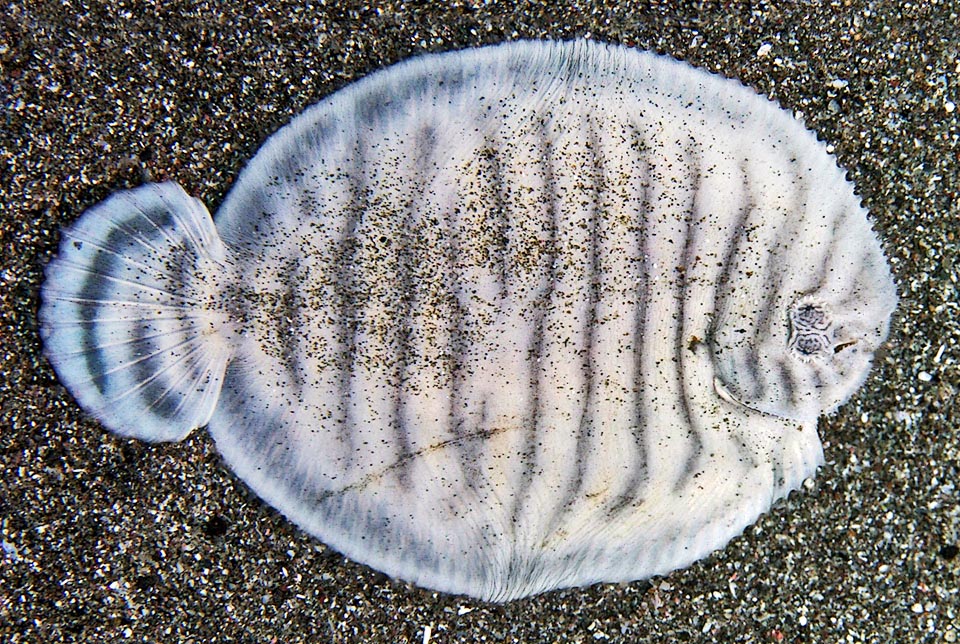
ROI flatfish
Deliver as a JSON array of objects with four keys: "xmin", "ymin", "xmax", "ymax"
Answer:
[{"xmin": 39, "ymin": 39, "xmax": 897, "ymax": 601}]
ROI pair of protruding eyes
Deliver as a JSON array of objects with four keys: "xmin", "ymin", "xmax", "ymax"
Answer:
[{"xmin": 788, "ymin": 300, "xmax": 857, "ymax": 360}]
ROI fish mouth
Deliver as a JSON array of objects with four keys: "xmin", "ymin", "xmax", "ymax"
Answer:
[{"xmin": 713, "ymin": 376, "xmax": 772, "ymax": 416}]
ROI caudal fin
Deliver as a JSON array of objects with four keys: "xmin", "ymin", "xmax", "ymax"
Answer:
[{"xmin": 39, "ymin": 182, "xmax": 232, "ymax": 442}]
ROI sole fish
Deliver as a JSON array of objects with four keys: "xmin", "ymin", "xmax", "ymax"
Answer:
[{"xmin": 40, "ymin": 39, "xmax": 897, "ymax": 602}]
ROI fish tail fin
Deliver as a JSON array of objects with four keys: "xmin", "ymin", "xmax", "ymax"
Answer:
[{"xmin": 39, "ymin": 182, "xmax": 233, "ymax": 442}]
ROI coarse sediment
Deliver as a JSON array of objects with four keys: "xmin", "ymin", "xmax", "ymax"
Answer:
[{"xmin": 1, "ymin": 2, "xmax": 957, "ymax": 642}]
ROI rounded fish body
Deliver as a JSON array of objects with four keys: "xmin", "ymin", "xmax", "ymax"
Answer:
[{"xmin": 40, "ymin": 40, "xmax": 897, "ymax": 601}]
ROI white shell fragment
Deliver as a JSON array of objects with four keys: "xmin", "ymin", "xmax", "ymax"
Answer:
[{"xmin": 39, "ymin": 40, "xmax": 897, "ymax": 602}]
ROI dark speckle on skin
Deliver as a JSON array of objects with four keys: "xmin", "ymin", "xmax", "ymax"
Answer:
[{"xmin": 3, "ymin": 0, "xmax": 957, "ymax": 642}]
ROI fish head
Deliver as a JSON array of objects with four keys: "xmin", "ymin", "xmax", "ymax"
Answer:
[{"xmin": 709, "ymin": 287, "xmax": 896, "ymax": 423}]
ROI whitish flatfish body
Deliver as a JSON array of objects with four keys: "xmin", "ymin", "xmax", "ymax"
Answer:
[{"xmin": 39, "ymin": 40, "xmax": 897, "ymax": 602}]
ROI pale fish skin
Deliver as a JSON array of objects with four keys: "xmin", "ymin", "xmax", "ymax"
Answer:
[{"xmin": 39, "ymin": 39, "xmax": 897, "ymax": 602}]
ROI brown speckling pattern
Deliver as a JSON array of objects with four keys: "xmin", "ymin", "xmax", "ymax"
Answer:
[{"xmin": 2, "ymin": 1, "xmax": 957, "ymax": 642}]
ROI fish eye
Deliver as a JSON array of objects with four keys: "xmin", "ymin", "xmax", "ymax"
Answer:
[{"xmin": 792, "ymin": 332, "xmax": 829, "ymax": 358}]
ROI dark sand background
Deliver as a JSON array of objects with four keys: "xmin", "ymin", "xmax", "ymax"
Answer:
[{"xmin": 2, "ymin": 1, "xmax": 958, "ymax": 642}]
